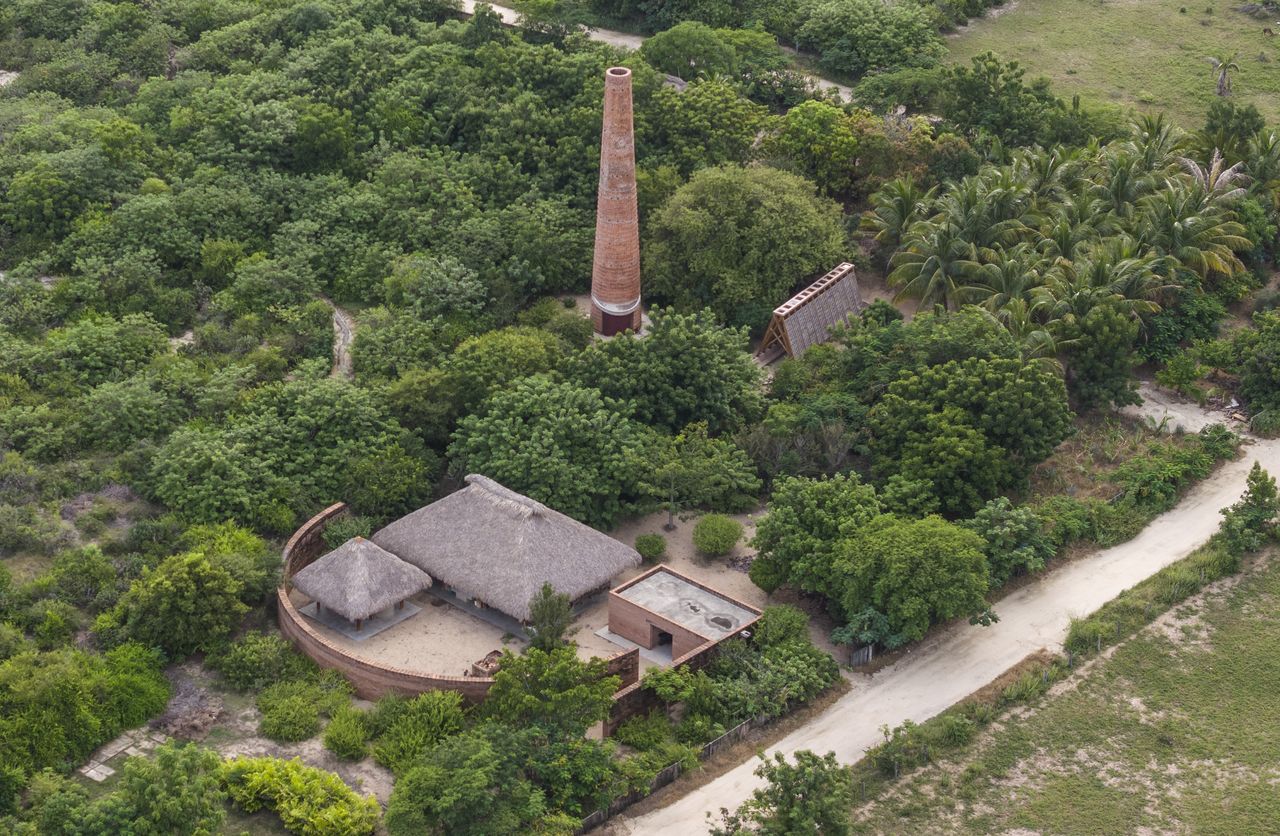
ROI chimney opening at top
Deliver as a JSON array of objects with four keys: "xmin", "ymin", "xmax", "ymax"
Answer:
[{"xmin": 607, "ymin": 67, "xmax": 630, "ymax": 77}]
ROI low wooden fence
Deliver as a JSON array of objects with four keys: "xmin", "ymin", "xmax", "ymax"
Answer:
[
  {"xmin": 849, "ymin": 643, "xmax": 875, "ymax": 667},
  {"xmin": 576, "ymin": 713, "xmax": 770, "ymax": 834}
]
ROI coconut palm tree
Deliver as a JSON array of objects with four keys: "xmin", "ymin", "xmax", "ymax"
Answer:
[
  {"xmin": 1138, "ymin": 186, "xmax": 1250, "ymax": 280},
  {"xmin": 978, "ymin": 298, "xmax": 1063, "ymax": 366},
  {"xmin": 962, "ymin": 243, "xmax": 1049, "ymax": 310},
  {"xmin": 1036, "ymin": 187, "xmax": 1115, "ymax": 262},
  {"xmin": 860, "ymin": 177, "xmax": 936, "ymax": 253},
  {"xmin": 1208, "ymin": 52, "xmax": 1240, "ymax": 97},
  {"xmin": 1122, "ymin": 114, "xmax": 1184, "ymax": 174},
  {"xmin": 1178, "ymin": 148, "xmax": 1250, "ymax": 202},
  {"xmin": 934, "ymin": 173, "xmax": 1032, "ymax": 258},
  {"xmin": 1094, "ymin": 152, "xmax": 1157, "ymax": 221},
  {"xmin": 887, "ymin": 221, "xmax": 983, "ymax": 310},
  {"xmin": 1245, "ymin": 131, "xmax": 1280, "ymax": 208},
  {"xmin": 1010, "ymin": 145, "xmax": 1087, "ymax": 207}
]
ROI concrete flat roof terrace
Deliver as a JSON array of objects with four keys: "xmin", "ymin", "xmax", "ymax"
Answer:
[{"xmin": 614, "ymin": 567, "xmax": 759, "ymax": 640}]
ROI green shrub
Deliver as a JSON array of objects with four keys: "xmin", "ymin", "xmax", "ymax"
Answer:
[
  {"xmin": 220, "ymin": 756, "xmax": 380, "ymax": 836},
  {"xmin": 260, "ymin": 694, "xmax": 321, "ymax": 743},
  {"xmin": 97, "ymin": 551, "xmax": 248, "ymax": 657},
  {"xmin": 0, "ymin": 644, "xmax": 169, "ymax": 783},
  {"xmin": 0, "ymin": 623, "xmax": 27, "ymax": 662},
  {"xmin": 934, "ymin": 713, "xmax": 975, "ymax": 746},
  {"xmin": 635, "ymin": 533, "xmax": 667, "ymax": 562},
  {"xmin": 371, "ymin": 690, "xmax": 466, "ymax": 775},
  {"xmin": 1251, "ymin": 409, "xmax": 1280, "ymax": 437},
  {"xmin": 364, "ymin": 694, "xmax": 409, "ymax": 738},
  {"xmin": 619, "ymin": 741, "xmax": 701, "ymax": 794},
  {"xmin": 0, "ymin": 764, "xmax": 24, "ymax": 815},
  {"xmin": 694, "ymin": 637, "xmax": 839, "ymax": 726},
  {"xmin": 323, "ymin": 706, "xmax": 370, "ymax": 761},
  {"xmin": 752, "ymin": 604, "xmax": 809, "ymax": 648},
  {"xmin": 674, "ymin": 713, "xmax": 724, "ymax": 746},
  {"xmin": 181, "ymin": 522, "xmax": 279, "ymax": 604},
  {"xmin": 965, "ymin": 497, "xmax": 1052, "ymax": 586},
  {"xmin": 29, "ymin": 599, "xmax": 80, "ymax": 649},
  {"xmin": 1064, "ymin": 616, "xmax": 1116, "ymax": 655},
  {"xmin": 1033, "ymin": 495, "xmax": 1101, "ymax": 548},
  {"xmin": 321, "ymin": 516, "xmax": 374, "ymax": 550},
  {"xmin": 614, "ymin": 710, "xmax": 673, "ymax": 752},
  {"xmin": 692, "ymin": 514, "xmax": 743, "ymax": 556},
  {"xmin": 207, "ymin": 630, "xmax": 318, "ymax": 692},
  {"xmin": 257, "ymin": 676, "xmax": 351, "ymax": 743}
]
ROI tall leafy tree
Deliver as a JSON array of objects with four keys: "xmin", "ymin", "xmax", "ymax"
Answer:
[
  {"xmin": 835, "ymin": 515, "xmax": 990, "ymax": 642},
  {"xmin": 749, "ymin": 473, "xmax": 881, "ymax": 597},
  {"xmin": 644, "ymin": 166, "xmax": 845, "ymax": 330},
  {"xmin": 97, "ymin": 552, "xmax": 248, "ymax": 657},
  {"xmin": 868, "ymin": 356, "xmax": 1073, "ymax": 514},
  {"xmin": 635, "ymin": 423, "xmax": 762, "ymax": 528},
  {"xmin": 710, "ymin": 750, "xmax": 854, "ymax": 836},
  {"xmin": 567, "ymin": 308, "xmax": 763, "ymax": 433},
  {"xmin": 449, "ymin": 377, "xmax": 644, "ymax": 528},
  {"xmin": 481, "ymin": 647, "xmax": 618, "ymax": 737}
]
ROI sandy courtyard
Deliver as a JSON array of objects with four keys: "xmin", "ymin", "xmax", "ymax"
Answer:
[{"xmin": 288, "ymin": 588, "xmax": 526, "ymax": 677}]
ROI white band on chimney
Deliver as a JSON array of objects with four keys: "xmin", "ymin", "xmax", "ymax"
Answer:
[{"xmin": 591, "ymin": 295, "xmax": 641, "ymax": 315}]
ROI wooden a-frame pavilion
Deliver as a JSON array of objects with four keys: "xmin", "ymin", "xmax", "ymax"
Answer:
[{"xmin": 757, "ymin": 262, "xmax": 864, "ymax": 361}]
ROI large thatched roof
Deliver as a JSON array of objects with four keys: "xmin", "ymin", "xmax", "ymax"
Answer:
[
  {"xmin": 372, "ymin": 474, "xmax": 642, "ymax": 622},
  {"xmin": 291, "ymin": 537, "xmax": 431, "ymax": 623}
]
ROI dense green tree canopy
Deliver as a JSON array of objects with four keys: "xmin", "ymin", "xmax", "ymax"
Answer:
[
  {"xmin": 710, "ymin": 750, "xmax": 854, "ymax": 836},
  {"xmin": 481, "ymin": 646, "xmax": 619, "ymax": 738},
  {"xmin": 638, "ymin": 21, "xmax": 738, "ymax": 79},
  {"xmin": 567, "ymin": 308, "xmax": 763, "ymax": 433},
  {"xmin": 644, "ymin": 166, "xmax": 845, "ymax": 330},
  {"xmin": 749, "ymin": 473, "xmax": 882, "ymax": 597},
  {"xmin": 868, "ymin": 356, "xmax": 1073, "ymax": 515},
  {"xmin": 835, "ymin": 515, "xmax": 990, "ymax": 643},
  {"xmin": 149, "ymin": 376, "xmax": 430, "ymax": 530},
  {"xmin": 795, "ymin": 0, "xmax": 943, "ymax": 80},
  {"xmin": 98, "ymin": 551, "xmax": 248, "ymax": 657},
  {"xmin": 449, "ymin": 377, "xmax": 644, "ymax": 528}
]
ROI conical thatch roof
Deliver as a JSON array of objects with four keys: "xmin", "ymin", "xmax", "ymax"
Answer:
[
  {"xmin": 291, "ymin": 537, "xmax": 431, "ymax": 623},
  {"xmin": 372, "ymin": 474, "xmax": 642, "ymax": 622}
]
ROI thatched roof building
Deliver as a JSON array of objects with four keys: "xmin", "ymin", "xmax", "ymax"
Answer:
[
  {"xmin": 372, "ymin": 475, "xmax": 642, "ymax": 622},
  {"xmin": 291, "ymin": 537, "xmax": 432, "ymax": 624},
  {"xmin": 758, "ymin": 262, "xmax": 863, "ymax": 360}
]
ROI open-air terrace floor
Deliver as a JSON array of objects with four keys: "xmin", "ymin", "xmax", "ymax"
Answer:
[{"xmin": 290, "ymin": 509, "xmax": 781, "ymax": 678}]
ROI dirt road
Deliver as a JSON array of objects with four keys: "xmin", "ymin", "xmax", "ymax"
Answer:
[
  {"xmin": 615, "ymin": 389, "xmax": 1280, "ymax": 834},
  {"xmin": 455, "ymin": 1, "xmax": 852, "ymax": 99}
]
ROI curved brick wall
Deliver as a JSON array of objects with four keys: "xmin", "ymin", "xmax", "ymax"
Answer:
[
  {"xmin": 277, "ymin": 587, "xmax": 496, "ymax": 701},
  {"xmin": 279, "ymin": 503, "xmax": 640, "ymax": 703},
  {"xmin": 277, "ymin": 503, "xmax": 496, "ymax": 701}
]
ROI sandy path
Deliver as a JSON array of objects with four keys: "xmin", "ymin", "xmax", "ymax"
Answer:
[
  {"xmin": 616, "ymin": 389, "xmax": 1280, "ymax": 834},
  {"xmin": 327, "ymin": 299, "xmax": 355, "ymax": 380},
  {"xmin": 456, "ymin": 1, "xmax": 850, "ymax": 99},
  {"xmin": 1122, "ymin": 381, "xmax": 1244, "ymax": 434}
]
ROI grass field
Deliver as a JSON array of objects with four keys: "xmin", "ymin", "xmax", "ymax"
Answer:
[
  {"xmin": 948, "ymin": 0, "xmax": 1280, "ymax": 128},
  {"xmin": 850, "ymin": 549, "xmax": 1280, "ymax": 833}
]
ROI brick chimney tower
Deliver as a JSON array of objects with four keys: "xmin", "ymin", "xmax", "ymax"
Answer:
[{"xmin": 590, "ymin": 66, "xmax": 642, "ymax": 336}]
